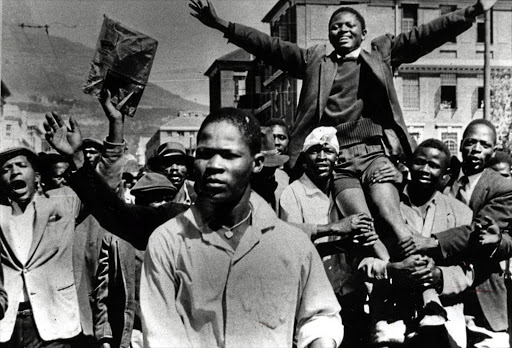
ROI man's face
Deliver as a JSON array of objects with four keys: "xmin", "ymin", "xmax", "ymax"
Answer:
[
  {"xmin": 304, "ymin": 144, "xmax": 337, "ymax": 181},
  {"xmin": 491, "ymin": 162, "xmax": 512, "ymax": 179},
  {"xmin": 271, "ymin": 125, "xmax": 289, "ymax": 155},
  {"xmin": 0, "ymin": 155, "xmax": 39, "ymax": 204},
  {"xmin": 410, "ymin": 147, "xmax": 448, "ymax": 190},
  {"xmin": 84, "ymin": 147, "xmax": 101, "ymax": 167},
  {"xmin": 329, "ymin": 11, "xmax": 366, "ymax": 56},
  {"xmin": 195, "ymin": 121, "xmax": 262, "ymax": 205},
  {"xmin": 461, "ymin": 125, "xmax": 495, "ymax": 175},
  {"xmin": 48, "ymin": 161, "xmax": 70, "ymax": 189},
  {"xmin": 159, "ymin": 156, "xmax": 188, "ymax": 190}
]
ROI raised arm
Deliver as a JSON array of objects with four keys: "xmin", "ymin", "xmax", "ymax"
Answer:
[
  {"xmin": 388, "ymin": 0, "xmax": 497, "ymax": 68},
  {"xmin": 189, "ymin": 0, "xmax": 229, "ymax": 33},
  {"xmin": 189, "ymin": 0, "xmax": 309, "ymax": 78},
  {"xmin": 97, "ymin": 90, "xmax": 128, "ymax": 191},
  {"xmin": 44, "ymin": 113, "xmax": 188, "ymax": 249}
]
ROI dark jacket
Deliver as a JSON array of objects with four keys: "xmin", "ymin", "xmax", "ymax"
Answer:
[
  {"xmin": 93, "ymin": 234, "xmax": 142, "ymax": 348},
  {"xmin": 436, "ymin": 168, "xmax": 512, "ymax": 331},
  {"xmin": 226, "ymin": 7, "xmax": 476, "ymax": 167},
  {"xmin": 68, "ymin": 160, "xmax": 189, "ymax": 250}
]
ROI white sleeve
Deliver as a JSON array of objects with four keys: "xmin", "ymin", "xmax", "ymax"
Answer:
[
  {"xmin": 296, "ymin": 244, "xmax": 343, "ymax": 348},
  {"xmin": 140, "ymin": 227, "xmax": 191, "ymax": 347}
]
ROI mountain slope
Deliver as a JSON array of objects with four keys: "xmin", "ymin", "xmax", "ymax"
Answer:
[{"xmin": 2, "ymin": 23, "xmax": 208, "ymax": 150}]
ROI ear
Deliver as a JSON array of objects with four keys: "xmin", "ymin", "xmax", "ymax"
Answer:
[
  {"xmin": 252, "ymin": 153, "xmax": 264, "ymax": 174},
  {"xmin": 439, "ymin": 173, "xmax": 451, "ymax": 189},
  {"xmin": 362, "ymin": 28, "xmax": 367, "ymax": 41}
]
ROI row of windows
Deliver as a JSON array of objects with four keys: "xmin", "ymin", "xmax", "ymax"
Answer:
[
  {"xmin": 402, "ymin": 73, "xmax": 484, "ymax": 111},
  {"xmin": 409, "ymin": 127, "xmax": 460, "ymax": 154},
  {"xmin": 402, "ymin": 4, "xmax": 492, "ymax": 43}
]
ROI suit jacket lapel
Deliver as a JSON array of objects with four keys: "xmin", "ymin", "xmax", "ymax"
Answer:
[
  {"xmin": 469, "ymin": 169, "xmax": 489, "ymax": 211},
  {"xmin": 26, "ymin": 195, "xmax": 51, "ymax": 263},
  {"xmin": 0, "ymin": 203, "xmax": 14, "ymax": 250},
  {"xmin": 360, "ymin": 50, "xmax": 387, "ymax": 89},
  {"xmin": 0, "ymin": 203, "xmax": 24, "ymax": 269},
  {"xmin": 318, "ymin": 54, "xmax": 338, "ymax": 122}
]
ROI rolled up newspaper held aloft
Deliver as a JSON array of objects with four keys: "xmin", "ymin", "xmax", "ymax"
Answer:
[{"xmin": 83, "ymin": 15, "xmax": 158, "ymax": 117}]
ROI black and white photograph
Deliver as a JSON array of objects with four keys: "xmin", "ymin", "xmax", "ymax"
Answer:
[{"xmin": 1, "ymin": 0, "xmax": 512, "ymax": 347}]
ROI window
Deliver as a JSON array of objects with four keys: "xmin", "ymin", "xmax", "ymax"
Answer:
[
  {"xmin": 440, "ymin": 74, "xmax": 457, "ymax": 110},
  {"xmin": 233, "ymin": 72, "xmax": 247, "ymax": 102},
  {"xmin": 5, "ymin": 124, "xmax": 11, "ymax": 136},
  {"xmin": 402, "ymin": 74, "xmax": 420, "ymax": 109},
  {"xmin": 478, "ymin": 87, "xmax": 485, "ymax": 109},
  {"xmin": 477, "ymin": 11, "xmax": 493, "ymax": 43},
  {"xmin": 177, "ymin": 131, "xmax": 185, "ymax": 137},
  {"xmin": 441, "ymin": 132, "xmax": 458, "ymax": 154},
  {"xmin": 402, "ymin": 4, "xmax": 418, "ymax": 33},
  {"xmin": 440, "ymin": 5, "xmax": 457, "ymax": 43},
  {"xmin": 407, "ymin": 125, "xmax": 424, "ymax": 144}
]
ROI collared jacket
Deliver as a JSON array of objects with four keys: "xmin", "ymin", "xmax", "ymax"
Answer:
[
  {"xmin": 225, "ymin": 7, "xmax": 477, "ymax": 167},
  {"xmin": 93, "ymin": 234, "xmax": 143, "ymax": 348},
  {"xmin": 73, "ymin": 138, "xmax": 127, "ymax": 337},
  {"xmin": 437, "ymin": 168, "xmax": 512, "ymax": 331},
  {"xmin": 0, "ymin": 187, "xmax": 81, "ymax": 342}
]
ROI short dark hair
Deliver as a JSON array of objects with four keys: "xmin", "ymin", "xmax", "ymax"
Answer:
[
  {"xmin": 329, "ymin": 7, "xmax": 366, "ymax": 31},
  {"xmin": 462, "ymin": 119, "xmax": 497, "ymax": 145},
  {"xmin": 413, "ymin": 138, "xmax": 451, "ymax": 168},
  {"xmin": 487, "ymin": 151, "xmax": 512, "ymax": 167},
  {"xmin": 265, "ymin": 118, "xmax": 289, "ymax": 132},
  {"xmin": 197, "ymin": 108, "xmax": 261, "ymax": 155}
]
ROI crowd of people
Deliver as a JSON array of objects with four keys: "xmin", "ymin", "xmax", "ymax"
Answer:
[{"xmin": 0, "ymin": 0, "xmax": 510, "ymax": 347}]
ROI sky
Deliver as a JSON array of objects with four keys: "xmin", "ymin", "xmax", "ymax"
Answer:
[{"xmin": 7, "ymin": 0, "xmax": 277, "ymax": 106}]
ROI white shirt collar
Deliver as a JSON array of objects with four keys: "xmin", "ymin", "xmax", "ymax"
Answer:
[{"xmin": 336, "ymin": 47, "xmax": 361, "ymax": 61}]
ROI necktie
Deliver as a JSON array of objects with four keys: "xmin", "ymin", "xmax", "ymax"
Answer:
[{"xmin": 455, "ymin": 176, "xmax": 469, "ymax": 204}]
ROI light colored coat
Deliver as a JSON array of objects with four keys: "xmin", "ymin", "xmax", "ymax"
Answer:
[{"xmin": 0, "ymin": 187, "xmax": 81, "ymax": 342}]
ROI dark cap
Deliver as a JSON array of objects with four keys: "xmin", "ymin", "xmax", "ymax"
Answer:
[
  {"xmin": 82, "ymin": 138, "xmax": 103, "ymax": 151},
  {"xmin": 157, "ymin": 142, "xmax": 191, "ymax": 159},
  {"xmin": 0, "ymin": 147, "xmax": 39, "ymax": 168},
  {"xmin": 39, "ymin": 152, "xmax": 68, "ymax": 165},
  {"xmin": 150, "ymin": 141, "xmax": 193, "ymax": 171},
  {"xmin": 131, "ymin": 172, "xmax": 178, "ymax": 197}
]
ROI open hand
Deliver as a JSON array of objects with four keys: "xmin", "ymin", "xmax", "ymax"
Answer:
[
  {"xmin": 43, "ymin": 112, "xmax": 82, "ymax": 157},
  {"xmin": 330, "ymin": 213, "xmax": 374, "ymax": 235},
  {"xmin": 370, "ymin": 161, "xmax": 404, "ymax": 185},
  {"xmin": 476, "ymin": 216, "xmax": 501, "ymax": 247},
  {"xmin": 189, "ymin": 0, "xmax": 224, "ymax": 30}
]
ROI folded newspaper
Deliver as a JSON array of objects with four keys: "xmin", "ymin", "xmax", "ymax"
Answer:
[{"xmin": 83, "ymin": 15, "xmax": 158, "ymax": 117}]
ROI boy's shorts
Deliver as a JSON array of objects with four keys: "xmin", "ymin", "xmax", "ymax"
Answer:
[{"xmin": 333, "ymin": 137, "xmax": 394, "ymax": 198}]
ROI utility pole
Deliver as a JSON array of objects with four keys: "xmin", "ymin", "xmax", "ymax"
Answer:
[{"xmin": 483, "ymin": 10, "xmax": 491, "ymax": 120}]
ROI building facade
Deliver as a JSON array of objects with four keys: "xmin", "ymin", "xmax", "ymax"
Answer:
[
  {"xmin": 205, "ymin": 48, "xmax": 272, "ymax": 120},
  {"xmin": 258, "ymin": 0, "xmax": 512, "ymax": 156},
  {"xmin": 145, "ymin": 111, "xmax": 207, "ymax": 162},
  {"xmin": 1, "ymin": 103, "xmax": 48, "ymax": 152}
]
